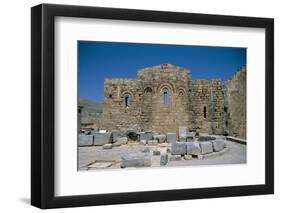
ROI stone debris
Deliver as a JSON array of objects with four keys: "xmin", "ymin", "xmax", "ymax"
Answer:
[
  {"xmin": 140, "ymin": 139, "xmax": 147, "ymax": 145},
  {"xmin": 166, "ymin": 133, "xmax": 177, "ymax": 143},
  {"xmin": 138, "ymin": 131, "xmax": 153, "ymax": 141},
  {"xmin": 78, "ymin": 134, "xmax": 94, "ymax": 146},
  {"xmin": 212, "ymin": 140, "xmax": 226, "ymax": 152},
  {"xmin": 141, "ymin": 147, "xmax": 150, "ymax": 153},
  {"xmin": 184, "ymin": 154, "xmax": 193, "ymax": 160},
  {"xmin": 120, "ymin": 152, "xmax": 151, "ymax": 168},
  {"xmin": 160, "ymin": 153, "xmax": 168, "ymax": 166},
  {"xmin": 198, "ymin": 147, "xmax": 229, "ymax": 159},
  {"xmin": 153, "ymin": 134, "xmax": 166, "ymax": 143},
  {"xmin": 93, "ymin": 132, "xmax": 112, "ymax": 146},
  {"xmin": 153, "ymin": 150, "xmax": 161, "ymax": 156},
  {"xmin": 186, "ymin": 142, "xmax": 201, "ymax": 155},
  {"xmin": 199, "ymin": 141, "xmax": 213, "ymax": 154},
  {"xmin": 171, "ymin": 142, "xmax": 186, "ymax": 155},
  {"xmin": 102, "ymin": 143, "xmax": 113, "ymax": 149},
  {"xmin": 113, "ymin": 137, "xmax": 128, "ymax": 147},
  {"xmin": 169, "ymin": 155, "xmax": 182, "ymax": 161},
  {"xmin": 147, "ymin": 140, "xmax": 158, "ymax": 145}
]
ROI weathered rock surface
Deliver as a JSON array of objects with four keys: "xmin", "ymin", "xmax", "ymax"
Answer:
[
  {"xmin": 153, "ymin": 150, "xmax": 161, "ymax": 156},
  {"xmin": 102, "ymin": 143, "xmax": 113, "ymax": 149},
  {"xmin": 199, "ymin": 141, "xmax": 213, "ymax": 154},
  {"xmin": 169, "ymin": 155, "xmax": 182, "ymax": 161},
  {"xmin": 153, "ymin": 134, "xmax": 166, "ymax": 143},
  {"xmin": 120, "ymin": 152, "xmax": 151, "ymax": 168},
  {"xmin": 93, "ymin": 132, "xmax": 112, "ymax": 146},
  {"xmin": 166, "ymin": 133, "xmax": 177, "ymax": 143},
  {"xmin": 186, "ymin": 142, "xmax": 201, "ymax": 155},
  {"xmin": 171, "ymin": 142, "xmax": 186, "ymax": 155},
  {"xmin": 78, "ymin": 134, "xmax": 94, "ymax": 146},
  {"xmin": 212, "ymin": 140, "xmax": 225, "ymax": 152},
  {"xmin": 160, "ymin": 153, "xmax": 168, "ymax": 166}
]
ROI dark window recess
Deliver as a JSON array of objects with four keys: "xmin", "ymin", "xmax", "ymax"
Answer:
[{"xmin": 203, "ymin": 106, "xmax": 207, "ymax": 118}]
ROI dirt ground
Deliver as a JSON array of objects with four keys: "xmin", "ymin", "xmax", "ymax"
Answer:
[{"xmin": 78, "ymin": 139, "xmax": 246, "ymax": 171}]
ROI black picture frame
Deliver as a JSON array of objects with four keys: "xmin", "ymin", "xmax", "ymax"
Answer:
[{"xmin": 31, "ymin": 3, "xmax": 274, "ymax": 209}]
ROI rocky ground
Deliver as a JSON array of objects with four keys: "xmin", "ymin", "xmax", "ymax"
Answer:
[{"xmin": 78, "ymin": 139, "xmax": 246, "ymax": 171}]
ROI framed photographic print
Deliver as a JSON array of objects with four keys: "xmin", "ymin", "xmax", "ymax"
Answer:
[{"xmin": 31, "ymin": 3, "xmax": 274, "ymax": 209}]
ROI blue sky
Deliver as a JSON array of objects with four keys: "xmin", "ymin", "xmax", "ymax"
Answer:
[{"xmin": 78, "ymin": 41, "xmax": 246, "ymax": 103}]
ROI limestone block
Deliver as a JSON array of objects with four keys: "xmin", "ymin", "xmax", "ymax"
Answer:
[
  {"xmin": 93, "ymin": 132, "xmax": 113, "ymax": 146},
  {"xmin": 153, "ymin": 134, "xmax": 166, "ymax": 143},
  {"xmin": 171, "ymin": 142, "xmax": 186, "ymax": 155},
  {"xmin": 212, "ymin": 140, "xmax": 225, "ymax": 152},
  {"xmin": 184, "ymin": 154, "xmax": 192, "ymax": 160},
  {"xmin": 78, "ymin": 134, "xmax": 94, "ymax": 146},
  {"xmin": 186, "ymin": 142, "xmax": 201, "ymax": 155},
  {"xmin": 102, "ymin": 143, "xmax": 113, "ymax": 149},
  {"xmin": 147, "ymin": 140, "xmax": 158, "ymax": 145},
  {"xmin": 199, "ymin": 142, "xmax": 213, "ymax": 154},
  {"xmin": 139, "ymin": 131, "xmax": 153, "ymax": 141},
  {"xmin": 120, "ymin": 152, "xmax": 151, "ymax": 168},
  {"xmin": 160, "ymin": 153, "xmax": 168, "ymax": 166},
  {"xmin": 153, "ymin": 150, "xmax": 161, "ymax": 156},
  {"xmin": 166, "ymin": 133, "xmax": 177, "ymax": 143},
  {"xmin": 169, "ymin": 155, "xmax": 182, "ymax": 161},
  {"xmin": 141, "ymin": 147, "xmax": 150, "ymax": 153},
  {"xmin": 179, "ymin": 126, "xmax": 187, "ymax": 138}
]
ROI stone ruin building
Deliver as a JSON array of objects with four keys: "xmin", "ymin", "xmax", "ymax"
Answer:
[{"xmin": 98, "ymin": 64, "xmax": 246, "ymax": 139}]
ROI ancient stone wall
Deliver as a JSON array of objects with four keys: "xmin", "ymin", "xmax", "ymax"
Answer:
[
  {"xmin": 224, "ymin": 66, "xmax": 247, "ymax": 139},
  {"xmin": 100, "ymin": 64, "xmax": 246, "ymax": 138},
  {"xmin": 189, "ymin": 80, "xmax": 224, "ymax": 134}
]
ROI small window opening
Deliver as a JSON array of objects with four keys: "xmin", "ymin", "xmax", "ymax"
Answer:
[
  {"xmin": 203, "ymin": 106, "xmax": 207, "ymax": 118},
  {"xmin": 109, "ymin": 94, "xmax": 112, "ymax": 98},
  {"xmin": 125, "ymin": 96, "xmax": 130, "ymax": 108},
  {"xmin": 163, "ymin": 91, "xmax": 168, "ymax": 107}
]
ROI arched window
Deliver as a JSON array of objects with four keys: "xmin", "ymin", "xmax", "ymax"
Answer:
[
  {"xmin": 203, "ymin": 106, "xmax": 207, "ymax": 118},
  {"xmin": 125, "ymin": 96, "xmax": 130, "ymax": 108},
  {"xmin": 163, "ymin": 91, "xmax": 168, "ymax": 107},
  {"xmin": 144, "ymin": 87, "xmax": 152, "ymax": 94}
]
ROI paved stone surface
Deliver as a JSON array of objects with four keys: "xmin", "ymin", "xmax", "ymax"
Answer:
[{"xmin": 78, "ymin": 140, "xmax": 246, "ymax": 170}]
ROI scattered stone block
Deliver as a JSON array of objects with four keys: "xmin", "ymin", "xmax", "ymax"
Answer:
[
  {"xmin": 169, "ymin": 155, "xmax": 182, "ymax": 161},
  {"xmin": 140, "ymin": 139, "xmax": 147, "ymax": 145},
  {"xmin": 212, "ymin": 140, "xmax": 225, "ymax": 152},
  {"xmin": 78, "ymin": 134, "xmax": 94, "ymax": 146},
  {"xmin": 138, "ymin": 131, "xmax": 153, "ymax": 141},
  {"xmin": 186, "ymin": 142, "xmax": 201, "ymax": 155},
  {"xmin": 93, "ymin": 132, "xmax": 112, "ymax": 146},
  {"xmin": 112, "ymin": 137, "xmax": 128, "ymax": 147},
  {"xmin": 179, "ymin": 126, "xmax": 187, "ymax": 138},
  {"xmin": 166, "ymin": 133, "xmax": 177, "ymax": 143},
  {"xmin": 141, "ymin": 147, "xmax": 150, "ymax": 153},
  {"xmin": 184, "ymin": 154, "xmax": 192, "ymax": 160},
  {"xmin": 147, "ymin": 140, "xmax": 158, "ymax": 145},
  {"xmin": 120, "ymin": 152, "xmax": 151, "ymax": 168},
  {"xmin": 153, "ymin": 134, "xmax": 166, "ymax": 143},
  {"xmin": 102, "ymin": 143, "xmax": 113, "ymax": 149},
  {"xmin": 199, "ymin": 141, "xmax": 213, "ymax": 154},
  {"xmin": 171, "ymin": 142, "xmax": 186, "ymax": 155},
  {"xmin": 153, "ymin": 150, "xmax": 161, "ymax": 156},
  {"xmin": 160, "ymin": 153, "xmax": 168, "ymax": 166}
]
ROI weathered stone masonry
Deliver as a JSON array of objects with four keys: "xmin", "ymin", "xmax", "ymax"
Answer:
[{"xmin": 101, "ymin": 64, "xmax": 246, "ymax": 139}]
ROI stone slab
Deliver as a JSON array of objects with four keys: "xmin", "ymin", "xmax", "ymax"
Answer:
[
  {"xmin": 93, "ymin": 132, "xmax": 112, "ymax": 146},
  {"xmin": 166, "ymin": 133, "xmax": 177, "ymax": 143},
  {"xmin": 120, "ymin": 152, "xmax": 151, "ymax": 168},
  {"xmin": 171, "ymin": 142, "xmax": 186, "ymax": 155},
  {"xmin": 199, "ymin": 141, "xmax": 213, "ymax": 154},
  {"xmin": 78, "ymin": 134, "xmax": 94, "ymax": 146},
  {"xmin": 186, "ymin": 142, "xmax": 201, "ymax": 155},
  {"xmin": 160, "ymin": 153, "xmax": 168, "ymax": 166},
  {"xmin": 102, "ymin": 143, "xmax": 113, "ymax": 149},
  {"xmin": 153, "ymin": 134, "xmax": 166, "ymax": 143},
  {"xmin": 198, "ymin": 147, "xmax": 229, "ymax": 159},
  {"xmin": 212, "ymin": 140, "xmax": 226, "ymax": 152}
]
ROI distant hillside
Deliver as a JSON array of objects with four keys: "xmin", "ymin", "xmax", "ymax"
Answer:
[{"xmin": 78, "ymin": 97, "xmax": 103, "ymax": 113}]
